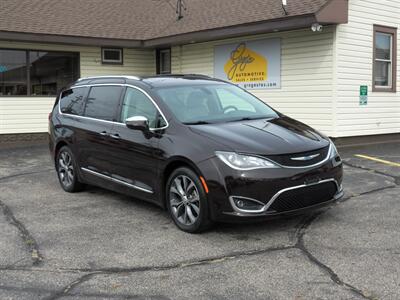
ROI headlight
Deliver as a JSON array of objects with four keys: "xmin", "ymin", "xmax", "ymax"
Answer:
[
  {"xmin": 329, "ymin": 140, "xmax": 339, "ymax": 158},
  {"xmin": 215, "ymin": 151, "xmax": 278, "ymax": 170},
  {"xmin": 329, "ymin": 140, "xmax": 342, "ymax": 166}
]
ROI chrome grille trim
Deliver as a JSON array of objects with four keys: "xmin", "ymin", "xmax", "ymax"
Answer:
[
  {"xmin": 228, "ymin": 178, "xmax": 340, "ymax": 214},
  {"xmin": 252, "ymin": 144, "xmax": 333, "ymax": 169}
]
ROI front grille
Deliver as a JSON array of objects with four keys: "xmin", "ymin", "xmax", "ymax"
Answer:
[
  {"xmin": 264, "ymin": 146, "xmax": 330, "ymax": 167},
  {"xmin": 268, "ymin": 181, "xmax": 337, "ymax": 213}
]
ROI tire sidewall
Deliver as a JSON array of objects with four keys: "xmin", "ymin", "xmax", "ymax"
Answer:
[{"xmin": 166, "ymin": 167, "xmax": 209, "ymax": 233}]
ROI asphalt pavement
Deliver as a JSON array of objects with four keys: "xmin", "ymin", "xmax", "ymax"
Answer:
[{"xmin": 0, "ymin": 140, "xmax": 399, "ymax": 299}]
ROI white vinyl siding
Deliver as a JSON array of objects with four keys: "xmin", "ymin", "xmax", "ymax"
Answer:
[
  {"xmin": 334, "ymin": 0, "xmax": 400, "ymax": 137},
  {"xmin": 172, "ymin": 27, "xmax": 335, "ymax": 136},
  {"xmin": 0, "ymin": 41, "xmax": 155, "ymax": 134}
]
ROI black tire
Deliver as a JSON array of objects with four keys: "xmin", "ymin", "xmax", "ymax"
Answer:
[
  {"xmin": 166, "ymin": 167, "xmax": 213, "ymax": 233},
  {"xmin": 56, "ymin": 146, "xmax": 85, "ymax": 193}
]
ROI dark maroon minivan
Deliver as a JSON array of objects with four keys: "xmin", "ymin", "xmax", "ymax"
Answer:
[{"xmin": 49, "ymin": 75, "xmax": 343, "ymax": 233}]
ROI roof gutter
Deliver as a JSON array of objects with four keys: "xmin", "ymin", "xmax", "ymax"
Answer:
[
  {"xmin": 143, "ymin": 0, "xmax": 348, "ymax": 48},
  {"xmin": 143, "ymin": 14, "xmax": 317, "ymax": 48},
  {"xmin": 0, "ymin": 30, "xmax": 142, "ymax": 48}
]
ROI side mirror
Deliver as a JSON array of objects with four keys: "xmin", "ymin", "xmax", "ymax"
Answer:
[{"xmin": 125, "ymin": 116, "xmax": 149, "ymax": 131}]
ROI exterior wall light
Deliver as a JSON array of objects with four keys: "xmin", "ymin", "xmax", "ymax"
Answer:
[{"xmin": 311, "ymin": 23, "xmax": 323, "ymax": 32}]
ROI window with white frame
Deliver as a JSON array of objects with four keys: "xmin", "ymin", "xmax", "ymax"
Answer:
[
  {"xmin": 102, "ymin": 48, "xmax": 123, "ymax": 65},
  {"xmin": 157, "ymin": 48, "xmax": 171, "ymax": 74},
  {"xmin": 373, "ymin": 25, "xmax": 397, "ymax": 92}
]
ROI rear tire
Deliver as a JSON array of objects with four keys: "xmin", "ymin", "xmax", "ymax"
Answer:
[
  {"xmin": 166, "ymin": 167, "xmax": 213, "ymax": 233},
  {"xmin": 56, "ymin": 146, "xmax": 85, "ymax": 193}
]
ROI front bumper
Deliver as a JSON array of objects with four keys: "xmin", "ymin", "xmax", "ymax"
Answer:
[{"xmin": 197, "ymin": 156, "xmax": 343, "ymax": 222}]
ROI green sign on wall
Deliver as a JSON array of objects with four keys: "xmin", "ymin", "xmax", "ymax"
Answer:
[{"xmin": 360, "ymin": 85, "xmax": 368, "ymax": 106}]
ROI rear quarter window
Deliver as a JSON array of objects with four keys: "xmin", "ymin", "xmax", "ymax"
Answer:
[{"xmin": 60, "ymin": 87, "xmax": 89, "ymax": 116}]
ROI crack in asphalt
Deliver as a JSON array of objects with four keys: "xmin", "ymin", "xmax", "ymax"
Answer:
[
  {"xmin": 42, "ymin": 273, "xmax": 99, "ymax": 300},
  {"xmin": 40, "ymin": 246, "xmax": 294, "ymax": 299},
  {"xmin": 287, "ymin": 161, "xmax": 400, "ymax": 300},
  {"xmin": 0, "ymin": 199, "xmax": 44, "ymax": 267},
  {"xmin": 343, "ymin": 161, "xmax": 400, "ymax": 186},
  {"xmin": 0, "ymin": 169, "xmax": 53, "ymax": 183},
  {"xmin": 293, "ymin": 212, "xmax": 376, "ymax": 300}
]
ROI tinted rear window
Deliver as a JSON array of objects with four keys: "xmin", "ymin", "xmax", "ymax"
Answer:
[
  {"xmin": 84, "ymin": 86, "xmax": 123, "ymax": 121},
  {"xmin": 60, "ymin": 87, "xmax": 88, "ymax": 116}
]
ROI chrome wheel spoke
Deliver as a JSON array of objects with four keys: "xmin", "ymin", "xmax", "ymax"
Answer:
[
  {"xmin": 189, "ymin": 202, "xmax": 200, "ymax": 215},
  {"xmin": 182, "ymin": 176, "xmax": 187, "ymax": 191},
  {"xmin": 186, "ymin": 205, "xmax": 196, "ymax": 223},
  {"xmin": 170, "ymin": 186, "xmax": 181, "ymax": 196},
  {"xmin": 59, "ymin": 158, "xmax": 67, "ymax": 170},
  {"xmin": 67, "ymin": 170, "xmax": 74, "ymax": 182},
  {"xmin": 174, "ymin": 178, "xmax": 185, "ymax": 196},
  {"xmin": 186, "ymin": 180, "xmax": 195, "ymax": 194},
  {"xmin": 170, "ymin": 175, "xmax": 201, "ymax": 226},
  {"xmin": 59, "ymin": 170, "xmax": 66, "ymax": 181},
  {"xmin": 58, "ymin": 151, "xmax": 74, "ymax": 187}
]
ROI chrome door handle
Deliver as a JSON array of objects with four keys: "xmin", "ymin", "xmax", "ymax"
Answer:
[
  {"xmin": 110, "ymin": 133, "xmax": 121, "ymax": 140},
  {"xmin": 99, "ymin": 131, "xmax": 108, "ymax": 136}
]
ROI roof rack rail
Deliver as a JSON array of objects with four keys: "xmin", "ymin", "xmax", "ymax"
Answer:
[
  {"xmin": 77, "ymin": 75, "xmax": 141, "ymax": 81},
  {"xmin": 151, "ymin": 74, "xmax": 212, "ymax": 78}
]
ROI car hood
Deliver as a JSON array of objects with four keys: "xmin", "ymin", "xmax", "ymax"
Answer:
[{"xmin": 189, "ymin": 116, "xmax": 330, "ymax": 155}]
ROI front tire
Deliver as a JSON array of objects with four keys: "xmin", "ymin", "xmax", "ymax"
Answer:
[
  {"xmin": 166, "ymin": 167, "xmax": 213, "ymax": 233},
  {"xmin": 56, "ymin": 146, "xmax": 85, "ymax": 193}
]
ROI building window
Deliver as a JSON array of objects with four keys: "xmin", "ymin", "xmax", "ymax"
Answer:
[
  {"xmin": 30, "ymin": 51, "xmax": 79, "ymax": 96},
  {"xmin": 0, "ymin": 49, "xmax": 79, "ymax": 96},
  {"xmin": 373, "ymin": 25, "xmax": 397, "ymax": 92},
  {"xmin": 102, "ymin": 48, "xmax": 123, "ymax": 65},
  {"xmin": 156, "ymin": 48, "xmax": 171, "ymax": 74},
  {"xmin": 0, "ymin": 49, "xmax": 28, "ymax": 96}
]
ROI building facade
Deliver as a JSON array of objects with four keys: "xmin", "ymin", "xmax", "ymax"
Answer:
[{"xmin": 0, "ymin": 0, "xmax": 399, "ymax": 138}]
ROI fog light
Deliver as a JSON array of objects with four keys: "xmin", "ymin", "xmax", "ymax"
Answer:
[
  {"xmin": 333, "ymin": 156, "xmax": 342, "ymax": 167},
  {"xmin": 231, "ymin": 196, "xmax": 264, "ymax": 212},
  {"xmin": 236, "ymin": 200, "xmax": 245, "ymax": 208}
]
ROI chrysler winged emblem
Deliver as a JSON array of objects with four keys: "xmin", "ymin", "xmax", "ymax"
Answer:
[{"xmin": 290, "ymin": 153, "xmax": 320, "ymax": 161}]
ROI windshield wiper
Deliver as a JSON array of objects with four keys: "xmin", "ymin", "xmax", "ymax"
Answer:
[
  {"xmin": 229, "ymin": 116, "xmax": 279, "ymax": 122},
  {"xmin": 183, "ymin": 121, "xmax": 210, "ymax": 125}
]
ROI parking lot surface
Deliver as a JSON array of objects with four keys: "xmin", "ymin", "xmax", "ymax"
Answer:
[{"xmin": 0, "ymin": 140, "xmax": 399, "ymax": 299}]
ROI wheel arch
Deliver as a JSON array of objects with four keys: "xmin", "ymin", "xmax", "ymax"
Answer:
[
  {"xmin": 161, "ymin": 156, "xmax": 206, "ymax": 209},
  {"xmin": 54, "ymin": 140, "xmax": 69, "ymax": 163}
]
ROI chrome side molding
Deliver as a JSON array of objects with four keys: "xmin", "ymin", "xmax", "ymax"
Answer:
[{"xmin": 81, "ymin": 167, "xmax": 153, "ymax": 194}]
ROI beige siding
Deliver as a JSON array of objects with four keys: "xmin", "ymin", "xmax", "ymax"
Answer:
[
  {"xmin": 0, "ymin": 41, "xmax": 155, "ymax": 134},
  {"xmin": 172, "ymin": 27, "xmax": 335, "ymax": 136},
  {"xmin": 334, "ymin": 0, "xmax": 400, "ymax": 137}
]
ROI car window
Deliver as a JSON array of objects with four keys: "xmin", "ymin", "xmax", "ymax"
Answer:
[
  {"xmin": 121, "ymin": 87, "xmax": 158, "ymax": 128},
  {"xmin": 60, "ymin": 87, "xmax": 88, "ymax": 116},
  {"xmin": 216, "ymin": 89, "xmax": 256, "ymax": 113},
  {"xmin": 83, "ymin": 86, "xmax": 123, "ymax": 121},
  {"xmin": 155, "ymin": 83, "xmax": 278, "ymax": 124}
]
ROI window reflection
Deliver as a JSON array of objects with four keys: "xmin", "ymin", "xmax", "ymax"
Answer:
[
  {"xmin": 0, "ymin": 49, "xmax": 28, "ymax": 96},
  {"xmin": 0, "ymin": 49, "xmax": 79, "ymax": 96}
]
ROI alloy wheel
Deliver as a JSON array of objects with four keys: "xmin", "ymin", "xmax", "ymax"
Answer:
[
  {"xmin": 58, "ymin": 151, "xmax": 74, "ymax": 187},
  {"xmin": 169, "ymin": 175, "xmax": 200, "ymax": 226}
]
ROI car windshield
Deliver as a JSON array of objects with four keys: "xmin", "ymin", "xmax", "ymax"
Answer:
[{"xmin": 154, "ymin": 83, "xmax": 279, "ymax": 124}]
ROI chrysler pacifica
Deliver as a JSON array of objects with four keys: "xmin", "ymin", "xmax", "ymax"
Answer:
[{"xmin": 49, "ymin": 75, "xmax": 343, "ymax": 233}]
